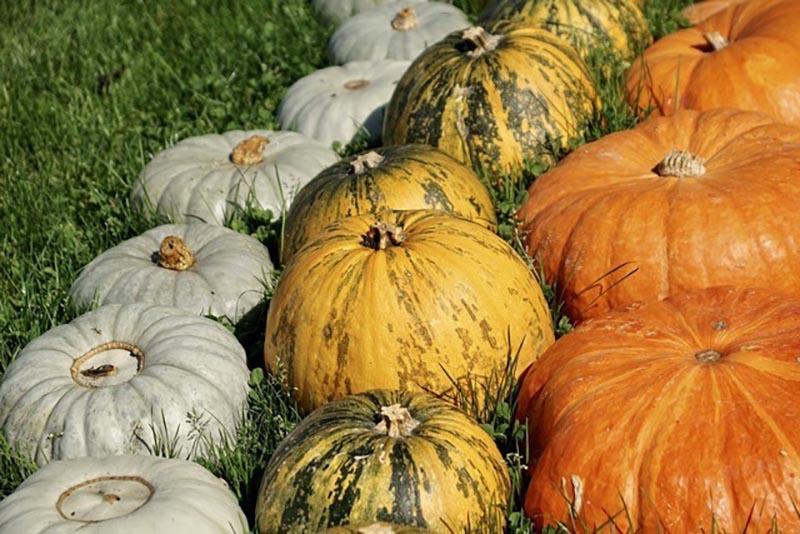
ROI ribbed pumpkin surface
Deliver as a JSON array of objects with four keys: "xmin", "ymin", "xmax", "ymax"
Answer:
[
  {"xmin": 256, "ymin": 390, "xmax": 510, "ymax": 533},
  {"xmin": 282, "ymin": 145, "xmax": 497, "ymax": 263},
  {"xmin": 266, "ymin": 210, "xmax": 554, "ymax": 412},
  {"xmin": 383, "ymin": 22, "xmax": 597, "ymax": 183},
  {"xmin": 517, "ymin": 286, "xmax": 800, "ymax": 532}
]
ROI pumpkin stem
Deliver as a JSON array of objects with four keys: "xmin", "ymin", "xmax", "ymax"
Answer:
[
  {"xmin": 351, "ymin": 151, "xmax": 385, "ymax": 174},
  {"xmin": 704, "ymin": 31, "xmax": 729, "ymax": 51},
  {"xmin": 344, "ymin": 79, "xmax": 370, "ymax": 90},
  {"xmin": 655, "ymin": 150, "xmax": 706, "ymax": 178},
  {"xmin": 695, "ymin": 349, "xmax": 722, "ymax": 363},
  {"xmin": 57, "ymin": 475, "xmax": 155, "ymax": 522},
  {"xmin": 230, "ymin": 134, "xmax": 269, "ymax": 166},
  {"xmin": 362, "ymin": 222, "xmax": 406, "ymax": 250},
  {"xmin": 374, "ymin": 404, "xmax": 420, "ymax": 438},
  {"xmin": 461, "ymin": 26, "xmax": 500, "ymax": 57},
  {"xmin": 156, "ymin": 236, "xmax": 195, "ymax": 271},
  {"xmin": 70, "ymin": 342, "xmax": 145, "ymax": 387},
  {"xmin": 391, "ymin": 6, "xmax": 418, "ymax": 31}
]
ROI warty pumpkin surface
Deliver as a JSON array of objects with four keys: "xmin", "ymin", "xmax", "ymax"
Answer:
[
  {"xmin": 266, "ymin": 209, "xmax": 554, "ymax": 413},
  {"xmin": 516, "ymin": 286, "xmax": 800, "ymax": 532},
  {"xmin": 382, "ymin": 22, "xmax": 597, "ymax": 183},
  {"xmin": 626, "ymin": 0, "xmax": 800, "ymax": 124},
  {"xmin": 282, "ymin": 144, "xmax": 497, "ymax": 263},
  {"xmin": 480, "ymin": 0, "xmax": 652, "ymax": 62},
  {"xmin": 256, "ymin": 390, "xmax": 510, "ymax": 533},
  {"xmin": 518, "ymin": 108, "xmax": 800, "ymax": 322}
]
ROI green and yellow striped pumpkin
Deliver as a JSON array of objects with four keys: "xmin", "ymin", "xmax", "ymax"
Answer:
[
  {"xmin": 265, "ymin": 209, "xmax": 554, "ymax": 413},
  {"xmin": 282, "ymin": 144, "xmax": 497, "ymax": 263},
  {"xmin": 255, "ymin": 390, "xmax": 510, "ymax": 533},
  {"xmin": 382, "ymin": 22, "xmax": 597, "ymax": 184},
  {"xmin": 324, "ymin": 524, "xmax": 431, "ymax": 533},
  {"xmin": 480, "ymin": 0, "xmax": 652, "ymax": 62}
]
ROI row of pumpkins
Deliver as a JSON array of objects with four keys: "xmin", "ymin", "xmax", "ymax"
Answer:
[{"xmin": 2, "ymin": 0, "xmax": 800, "ymax": 531}]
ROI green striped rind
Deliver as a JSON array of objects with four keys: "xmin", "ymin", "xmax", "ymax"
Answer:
[
  {"xmin": 324, "ymin": 523, "xmax": 431, "ymax": 533},
  {"xmin": 282, "ymin": 144, "xmax": 497, "ymax": 263},
  {"xmin": 382, "ymin": 22, "xmax": 597, "ymax": 183},
  {"xmin": 481, "ymin": 0, "xmax": 652, "ymax": 61},
  {"xmin": 256, "ymin": 390, "xmax": 511, "ymax": 533}
]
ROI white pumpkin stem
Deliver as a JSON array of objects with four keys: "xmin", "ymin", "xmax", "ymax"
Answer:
[
  {"xmin": 157, "ymin": 236, "xmax": 195, "ymax": 271},
  {"xmin": 704, "ymin": 31, "xmax": 729, "ymax": 51},
  {"xmin": 461, "ymin": 26, "xmax": 501, "ymax": 57},
  {"xmin": 655, "ymin": 149, "xmax": 706, "ymax": 178},
  {"xmin": 391, "ymin": 6, "xmax": 418, "ymax": 31},
  {"xmin": 362, "ymin": 222, "xmax": 407, "ymax": 250},
  {"xmin": 230, "ymin": 134, "xmax": 269, "ymax": 166},
  {"xmin": 70, "ymin": 342, "xmax": 144, "ymax": 386},
  {"xmin": 374, "ymin": 404, "xmax": 419, "ymax": 438},
  {"xmin": 350, "ymin": 151, "xmax": 385, "ymax": 174},
  {"xmin": 344, "ymin": 79, "xmax": 370, "ymax": 90},
  {"xmin": 695, "ymin": 349, "xmax": 722, "ymax": 363}
]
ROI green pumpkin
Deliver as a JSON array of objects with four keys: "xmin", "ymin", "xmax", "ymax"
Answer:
[{"xmin": 255, "ymin": 390, "xmax": 510, "ymax": 533}]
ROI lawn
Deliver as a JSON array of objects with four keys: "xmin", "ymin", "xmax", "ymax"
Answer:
[{"xmin": 0, "ymin": 0, "xmax": 691, "ymax": 531}]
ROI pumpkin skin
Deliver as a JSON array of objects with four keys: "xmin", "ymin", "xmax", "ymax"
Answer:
[
  {"xmin": 329, "ymin": 2, "xmax": 470, "ymax": 64},
  {"xmin": 0, "ymin": 455, "xmax": 248, "ymax": 533},
  {"xmin": 480, "ymin": 0, "xmax": 652, "ymax": 62},
  {"xmin": 518, "ymin": 108, "xmax": 800, "ymax": 322},
  {"xmin": 324, "ymin": 524, "xmax": 431, "ymax": 533},
  {"xmin": 282, "ymin": 144, "xmax": 497, "ymax": 263},
  {"xmin": 69, "ymin": 223, "xmax": 272, "ymax": 323},
  {"xmin": 626, "ymin": 0, "xmax": 800, "ymax": 125},
  {"xmin": 516, "ymin": 286, "xmax": 800, "ymax": 532},
  {"xmin": 313, "ymin": 0, "xmax": 425, "ymax": 25},
  {"xmin": 256, "ymin": 389, "xmax": 510, "ymax": 533},
  {"xmin": 682, "ymin": 0, "xmax": 750, "ymax": 24},
  {"xmin": 278, "ymin": 60, "xmax": 410, "ymax": 149},
  {"xmin": 0, "ymin": 303, "xmax": 249, "ymax": 465},
  {"xmin": 383, "ymin": 22, "xmax": 597, "ymax": 183},
  {"xmin": 265, "ymin": 209, "xmax": 554, "ymax": 412}
]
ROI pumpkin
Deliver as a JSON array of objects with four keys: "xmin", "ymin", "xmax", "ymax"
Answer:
[
  {"xmin": 0, "ymin": 303, "xmax": 249, "ymax": 465},
  {"xmin": 328, "ymin": 2, "xmax": 470, "ymax": 64},
  {"xmin": 518, "ymin": 108, "xmax": 800, "ymax": 323},
  {"xmin": 480, "ymin": 0, "xmax": 652, "ymax": 62},
  {"xmin": 266, "ymin": 209, "xmax": 554, "ymax": 412},
  {"xmin": 516, "ymin": 286, "xmax": 800, "ymax": 532},
  {"xmin": 255, "ymin": 389, "xmax": 510, "ymax": 533},
  {"xmin": 324, "ymin": 524, "xmax": 431, "ymax": 533},
  {"xmin": 382, "ymin": 22, "xmax": 597, "ymax": 183},
  {"xmin": 69, "ymin": 223, "xmax": 272, "ymax": 323},
  {"xmin": 281, "ymin": 144, "xmax": 497, "ymax": 263},
  {"xmin": 131, "ymin": 130, "xmax": 339, "ymax": 226},
  {"xmin": 626, "ymin": 0, "xmax": 800, "ymax": 125},
  {"xmin": 278, "ymin": 60, "xmax": 410, "ymax": 149},
  {"xmin": 682, "ymin": 0, "xmax": 750, "ymax": 24},
  {"xmin": 312, "ymin": 0, "xmax": 425, "ymax": 25},
  {"xmin": 0, "ymin": 455, "xmax": 248, "ymax": 533}
]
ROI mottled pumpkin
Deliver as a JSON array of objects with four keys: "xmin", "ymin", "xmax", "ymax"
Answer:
[
  {"xmin": 383, "ymin": 22, "xmax": 597, "ymax": 183},
  {"xmin": 627, "ymin": 0, "xmax": 800, "ymax": 125},
  {"xmin": 518, "ymin": 108, "xmax": 800, "ymax": 322},
  {"xmin": 517, "ymin": 286, "xmax": 800, "ymax": 532},
  {"xmin": 266, "ymin": 210, "xmax": 554, "ymax": 412},
  {"xmin": 324, "ymin": 524, "xmax": 430, "ymax": 533},
  {"xmin": 256, "ymin": 390, "xmax": 510, "ymax": 533},
  {"xmin": 282, "ymin": 144, "xmax": 497, "ymax": 263},
  {"xmin": 480, "ymin": 0, "xmax": 652, "ymax": 61}
]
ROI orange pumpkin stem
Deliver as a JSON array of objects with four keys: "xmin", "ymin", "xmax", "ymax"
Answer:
[
  {"xmin": 391, "ymin": 6, "xmax": 418, "ymax": 31},
  {"xmin": 655, "ymin": 149, "xmax": 706, "ymax": 178},
  {"xmin": 350, "ymin": 151, "xmax": 385, "ymax": 174},
  {"xmin": 230, "ymin": 135, "xmax": 269, "ymax": 166},
  {"xmin": 704, "ymin": 31, "xmax": 729, "ymax": 52},
  {"xmin": 157, "ymin": 236, "xmax": 195, "ymax": 271},
  {"xmin": 374, "ymin": 404, "xmax": 419, "ymax": 438},
  {"xmin": 362, "ymin": 222, "xmax": 407, "ymax": 250},
  {"xmin": 695, "ymin": 349, "xmax": 722, "ymax": 363},
  {"xmin": 461, "ymin": 26, "xmax": 501, "ymax": 57}
]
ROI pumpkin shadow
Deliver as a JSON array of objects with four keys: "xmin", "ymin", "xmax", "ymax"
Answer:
[{"xmin": 234, "ymin": 298, "xmax": 269, "ymax": 371}]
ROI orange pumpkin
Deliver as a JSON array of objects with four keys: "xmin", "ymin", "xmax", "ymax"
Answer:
[
  {"xmin": 518, "ymin": 108, "xmax": 800, "ymax": 322},
  {"xmin": 516, "ymin": 286, "xmax": 800, "ymax": 532},
  {"xmin": 627, "ymin": 0, "xmax": 800, "ymax": 124},
  {"xmin": 682, "ymin": 0, "xmax": 750, "ymax": 24}
]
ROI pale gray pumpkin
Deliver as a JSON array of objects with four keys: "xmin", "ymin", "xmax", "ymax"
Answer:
[
  {"xmin": 132, "ymin": 130, "xmax": 339, "ymax": 226},
  {"xmin": 277, "ymin": 60, "xmax": 410, "ymax": 148},
  {"xmin": 0, "ymin": 455, "xmax": 248, "ymax": 533},
  {"xmin": 69, "ymin": 223, "xmax": 272, "ymax": 323},
  {"xmin": 312, "ymin": 0, "xmax": 425, "ymax": 25},
  {"xmin": 0, "ymin": 303, "xmax": 249, "ymax": 465},
  {"xmin": 329, "ymin": 2, "xmax": 469, "ymax": 64}
]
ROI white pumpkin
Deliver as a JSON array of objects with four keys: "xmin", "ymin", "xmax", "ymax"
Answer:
[
  {"xmin": 329, "ymin": 2, "xmax": 469, "ymax": 64},
  {"xmin": 312, "ymin": 0, "xmax": 425, "ymax": 25},
  {"xmin": 0, "ymin": 303, "xmax": 249, "ymax": 465},
  {"xmin": 0, "ymin": 455, "xmax": 248, "ymax": 533},
  {"xmin": 69, "ymin": 223, "xmax": 272, "ymax": 323},
  {"xmin": 277, "ymin": 60, "xmax": 410, "ymax": 148},
  {"xmin": 132, "ymin": 130, "xmax": 339, "ymax": 226}
]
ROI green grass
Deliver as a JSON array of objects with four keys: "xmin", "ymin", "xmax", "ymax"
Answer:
[{"xmin": 0, "ymin": 0, "xmax": 691, "ymax": 531}]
